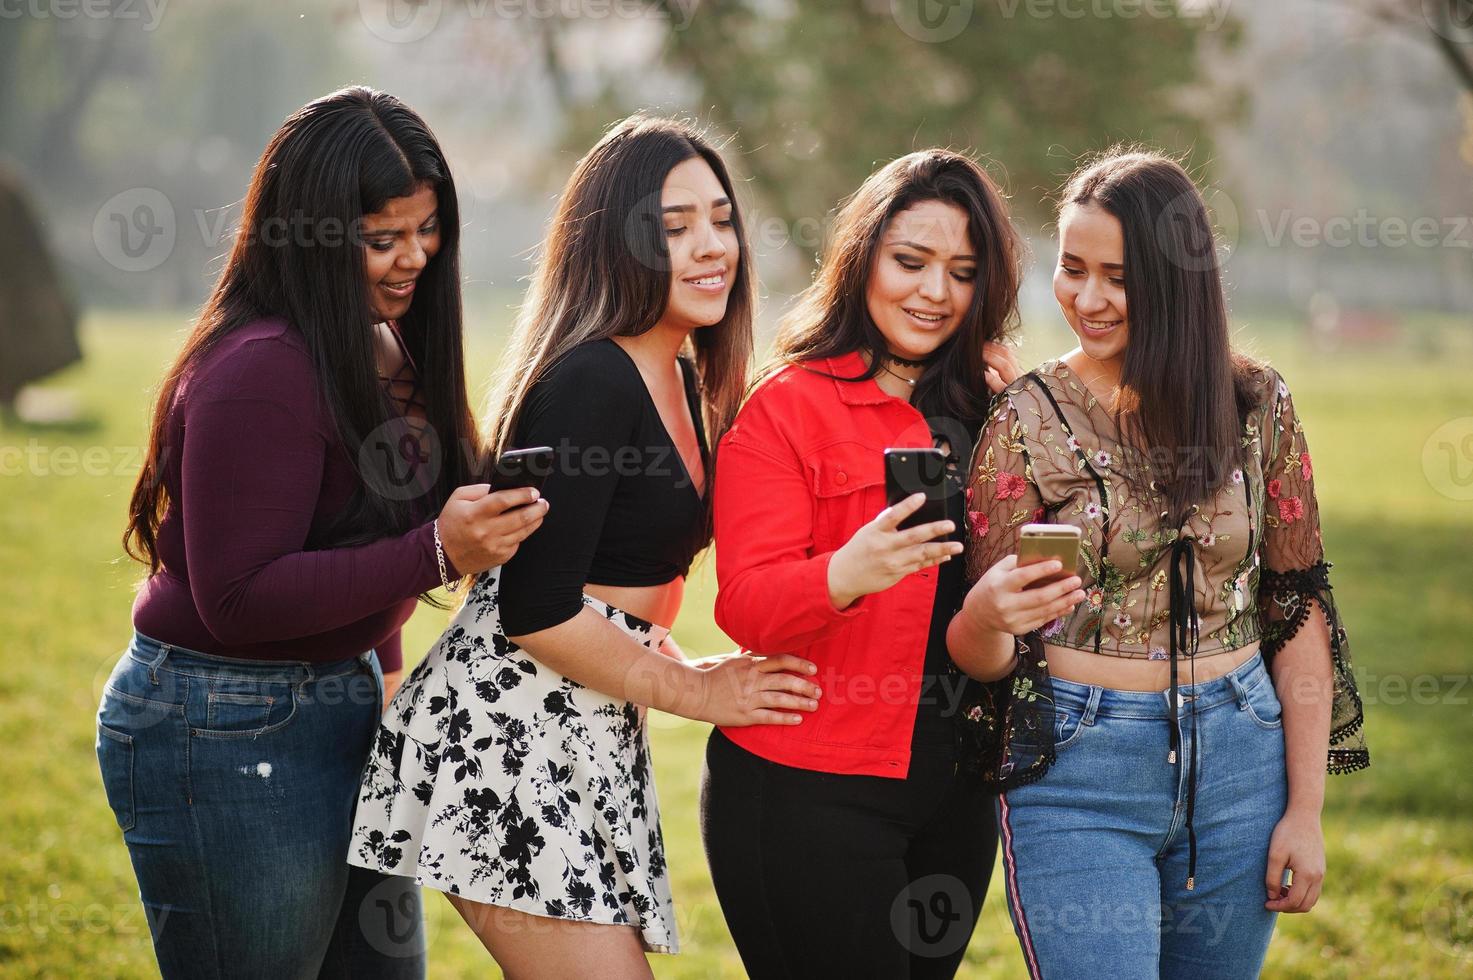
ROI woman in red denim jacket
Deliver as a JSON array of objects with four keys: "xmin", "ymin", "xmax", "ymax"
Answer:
[{"xmin": 700, "ymin": 150, "xmax": 1046, "ymax": 979}]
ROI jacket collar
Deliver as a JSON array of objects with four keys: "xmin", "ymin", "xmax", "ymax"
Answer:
[{"xmin": 822, "ymin": 351, "xmax": 895, "ymax": 407}]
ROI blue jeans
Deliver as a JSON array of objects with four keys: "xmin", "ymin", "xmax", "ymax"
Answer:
[
  {"xmin": 94, "ymin": 631, "xmax": 426, "ymax": 979},
  {"xmin": 996, "ymin": 652, "xmax": 1287, "ymax": 979}
]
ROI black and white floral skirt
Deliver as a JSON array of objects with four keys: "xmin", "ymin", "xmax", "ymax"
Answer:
[{"xmin": 347, "ymin": 568, "xmax": 679, "ymax": 954}]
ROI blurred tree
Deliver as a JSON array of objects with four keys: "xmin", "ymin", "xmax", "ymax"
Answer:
[
  {"xmin": 0, "ymin": 165, "xmax": 81, "ymax": 413},
  {"xmin": 642, "ymin": 0, "xmax": 1241, "ymax": 250}
]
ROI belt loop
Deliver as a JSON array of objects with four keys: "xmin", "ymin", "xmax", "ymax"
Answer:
[
  {"xmin": 1227, "ymin": 666, "xmax": 1251, "ymax": 709},
  {"xmin": 145, "ymin": 641, "xmax": 172, "ymax": 685},
  {"xmin": 1081, "ymin": 685, "xmax": 1103, "ymax": 725}
]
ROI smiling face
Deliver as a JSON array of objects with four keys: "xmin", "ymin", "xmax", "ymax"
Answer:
[
  {"xmin": 657, "ymin": 156, "xmax": 740, "ymax": 331},
  {"xmin": 864, "ymin": 199, "xmax": 977, "ymax": 361},
  {"xmin": 361, "ymin": 181, "xmax": 441, "ymax": 322},
  {"xmin": 1054, "ymin": 202, "xmax": 1129, "ymax": 369}
]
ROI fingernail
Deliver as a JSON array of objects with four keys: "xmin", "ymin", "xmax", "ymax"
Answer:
[
  {"xmin": 791, "ymin": 715, "xmax": 803, "ymax": 724},
  {"xmin": 807, "ymin": 700, "xmax": 817, "ymax": 709},
  {"xmin": 808, "ymin": 664, "xmax": 817, "ymax": 674},
  {"xmin": 943, "ymin": 522, "xmax": 956, "ymax": 532},
  {"xmin": 529, "ymin": 488, "xmax": 539, "ymax": 499},
  {"xmin": 812, "ymin": 687, "xmax": 822, "ymax": 697}
]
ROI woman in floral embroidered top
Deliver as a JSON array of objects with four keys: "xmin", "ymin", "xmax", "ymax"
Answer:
[{"xmin": 947, "ymin": 149, "xmax": 1368, "ymax": 979}]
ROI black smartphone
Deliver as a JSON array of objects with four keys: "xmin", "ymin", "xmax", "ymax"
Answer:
[
  {"xmin": 489, "ymin": 446, "xmax": 554, "ymax": 494},
  {"xmin": 883, "ymin": 447, "xmax": 950, "ymax": 532}
]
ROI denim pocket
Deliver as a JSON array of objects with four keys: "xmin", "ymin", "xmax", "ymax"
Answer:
[
  {"xmin": 1054, "ymin": 704, "xmax": 1090, "ymax": 750},
  {"xmin": 96, "ymin": 723, "xmax": 136, "ymax": 833},
  {"xmin": 1242, "ymin": 676, "xmax": 1284, "ymax": 730},
  {"xmin": 194, "ymin": 678, "xmax": 298, "ymax": 739}
]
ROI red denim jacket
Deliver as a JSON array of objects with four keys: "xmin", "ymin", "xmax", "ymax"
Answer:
[{"xmin": 713, "ymin": 352, "xmax": 947, "ymax": 777}]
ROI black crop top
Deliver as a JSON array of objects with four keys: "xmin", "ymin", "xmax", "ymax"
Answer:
[{"xmin": 497, "ymin": 338, "xmax": 711, "ymax": 636}]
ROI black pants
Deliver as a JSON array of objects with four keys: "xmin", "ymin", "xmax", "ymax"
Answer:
[{"xmin": 699, "ymin": 728, "xmax": 997, "ymax": 980}]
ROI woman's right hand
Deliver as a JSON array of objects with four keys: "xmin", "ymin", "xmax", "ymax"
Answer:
[
  {"xmin": 826, "ymin": 493, "xmax": 962, "ymax": 611},
  {"xmin": 961, "ymin": 554, "xmax": 1086, "ymax": 636},
  {"xmin": 693, "ymin": 653, "xmax": 823, "ymax": 727},
  {"xmin": 435, "ymin": 484, "xmax": 549, "ymax": 576}
]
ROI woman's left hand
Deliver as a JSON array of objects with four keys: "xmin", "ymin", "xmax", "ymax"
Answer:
[
  {"xmin": 983, "ymin": 341, "xmax": 1022, "ymax": 394},
  {"xmin": 1264, "ymin": 807, "xmax": 1325, "ymax": 913}
]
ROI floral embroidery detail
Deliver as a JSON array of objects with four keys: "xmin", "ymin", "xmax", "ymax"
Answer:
[
  {"xmin": 968, "ymin": 510, "xmax": 989, "ymax": 537},
  {"xmin": 996, "ymin": 471, "xmax": 1027, "ymax": 501},
  {"xmin": 1278, "ymin": 496, "xmax": 1304, "ymax": 523},
  {"xmin": 955, "ymin": 362, "xmax": 1367, "ymax": 794}
]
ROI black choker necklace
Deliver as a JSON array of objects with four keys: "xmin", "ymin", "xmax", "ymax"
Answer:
[{"xmin": 884, "ymin": 351, "xmax": 933, "ymax": 369}]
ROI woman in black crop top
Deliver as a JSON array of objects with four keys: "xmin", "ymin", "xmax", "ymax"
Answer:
[{"xmin": 348, "ymin": 115, "xmax": 824, "ymax": 977}]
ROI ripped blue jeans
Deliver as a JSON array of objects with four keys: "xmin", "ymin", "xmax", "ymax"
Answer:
[{"xmin": 94, "ymin": 631, "xmax": 426, "ymax": 979}]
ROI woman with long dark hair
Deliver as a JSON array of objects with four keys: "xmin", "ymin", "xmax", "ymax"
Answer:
[
  {"xmin": 951, "ymin": 149, "xmax": 1369, "ymax": 977},
  {"xmin": 348, "ymin": 114, "xmax": 822, "ymax": 978},
  {"xmin": 701, "ymin": 149, "xmax": 1023, "ymax": 978},
  {"xmin": 96, "ymin": 87, "xmax": 545, "ymax": 977}
]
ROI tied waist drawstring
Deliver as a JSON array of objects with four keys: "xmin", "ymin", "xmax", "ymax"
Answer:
[{"xmin": 1167, "ymin": 527, "xmax": 1202, "ymax": 891}]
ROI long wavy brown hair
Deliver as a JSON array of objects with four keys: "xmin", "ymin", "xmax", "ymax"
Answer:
[
  {"xmin": 483, "ymin": 113, "xmax": 754, "ymax": 481},
  {"xmin": 766, "ymin": 148, "xmax": 1022, "ymax": 433}
]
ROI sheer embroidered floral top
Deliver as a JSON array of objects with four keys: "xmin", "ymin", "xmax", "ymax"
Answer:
[{"xmin": 955, "ymin": 357, "xmax": 1369, "ymax": 883}]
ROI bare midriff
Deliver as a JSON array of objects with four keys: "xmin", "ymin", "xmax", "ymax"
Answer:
[
  {"xmin": 586, "ymin": 578, "xmax": 685, "ymax": 632},
  {"xmin": 1043, "ymin": 641, "xmax": 1261, "ymax": 693}
]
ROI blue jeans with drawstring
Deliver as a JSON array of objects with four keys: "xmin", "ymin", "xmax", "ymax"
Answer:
[{"xmin": 995, "ymin": 651, "xmax": 1287, "ymax": 979}]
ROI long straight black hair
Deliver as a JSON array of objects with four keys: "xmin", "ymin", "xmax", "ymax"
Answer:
[
  {"xmin": 125, "ymin": 87, "xmax": 479, "ymax": 591},
  {"xmin": 1059, "ymin": 149, "xmax": 1263, "ymax": 526}
]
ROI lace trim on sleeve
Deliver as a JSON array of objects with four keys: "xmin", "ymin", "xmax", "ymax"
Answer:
[{"xmin": 1259, "ymin": 559, "xmax": 1370, "ymax": 775}]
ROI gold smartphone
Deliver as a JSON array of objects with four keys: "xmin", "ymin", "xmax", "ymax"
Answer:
[{"xmin": 1017, "ymin": 523, "xmax": 1082, "ymax": 589}]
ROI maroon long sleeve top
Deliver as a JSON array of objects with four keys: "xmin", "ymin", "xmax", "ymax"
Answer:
[{"xmin": 129, "ymin": 317, "xmax": 456, "ymax": 672}]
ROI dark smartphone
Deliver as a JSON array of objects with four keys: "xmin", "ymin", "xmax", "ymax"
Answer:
[
  {"xmin": 883, "ymin": 447, "xmax": 950, "ymax": 532},
  {"xmin": 489, "ymin": 446, "xmax": 554, "ymax": 494}
]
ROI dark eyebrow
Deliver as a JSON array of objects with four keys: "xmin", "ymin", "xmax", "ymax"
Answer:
[
  {"xmin": 890, "ymin": 239, "xmax": 976, "ymax": 262},
  {"xmin": 662, "ymin": 197, "xmax": 732, "ymax": 215},
  {"xmin": 362, "ymin": 211, "xmax": 439, "ymax": 237},
  {"xmin": 1061, "ymin": 250, "xmax": 1123, "ymax": 271}
]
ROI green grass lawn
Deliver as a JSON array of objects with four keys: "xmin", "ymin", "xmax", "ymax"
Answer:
[{"xmin": 2, "ymin": 307, "xmax": 1470, "ymax": 978}]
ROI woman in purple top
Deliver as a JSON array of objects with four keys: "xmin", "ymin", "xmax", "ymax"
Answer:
[{"xmin": 94, "ymin": 87, "xmax": 545, "ymax": 979}]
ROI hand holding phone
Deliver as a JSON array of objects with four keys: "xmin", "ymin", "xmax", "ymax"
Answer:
[
  {"xmin": 1017, "ymin": 524, "xmax": 1082, "ymax": 590},
  {"xmin": 883, "ymin": 447, "xmax": 950, "ymax": 531},
  {"xmin": 488, "ymin": 446, "xmax": 554, "ymax": 494}
]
